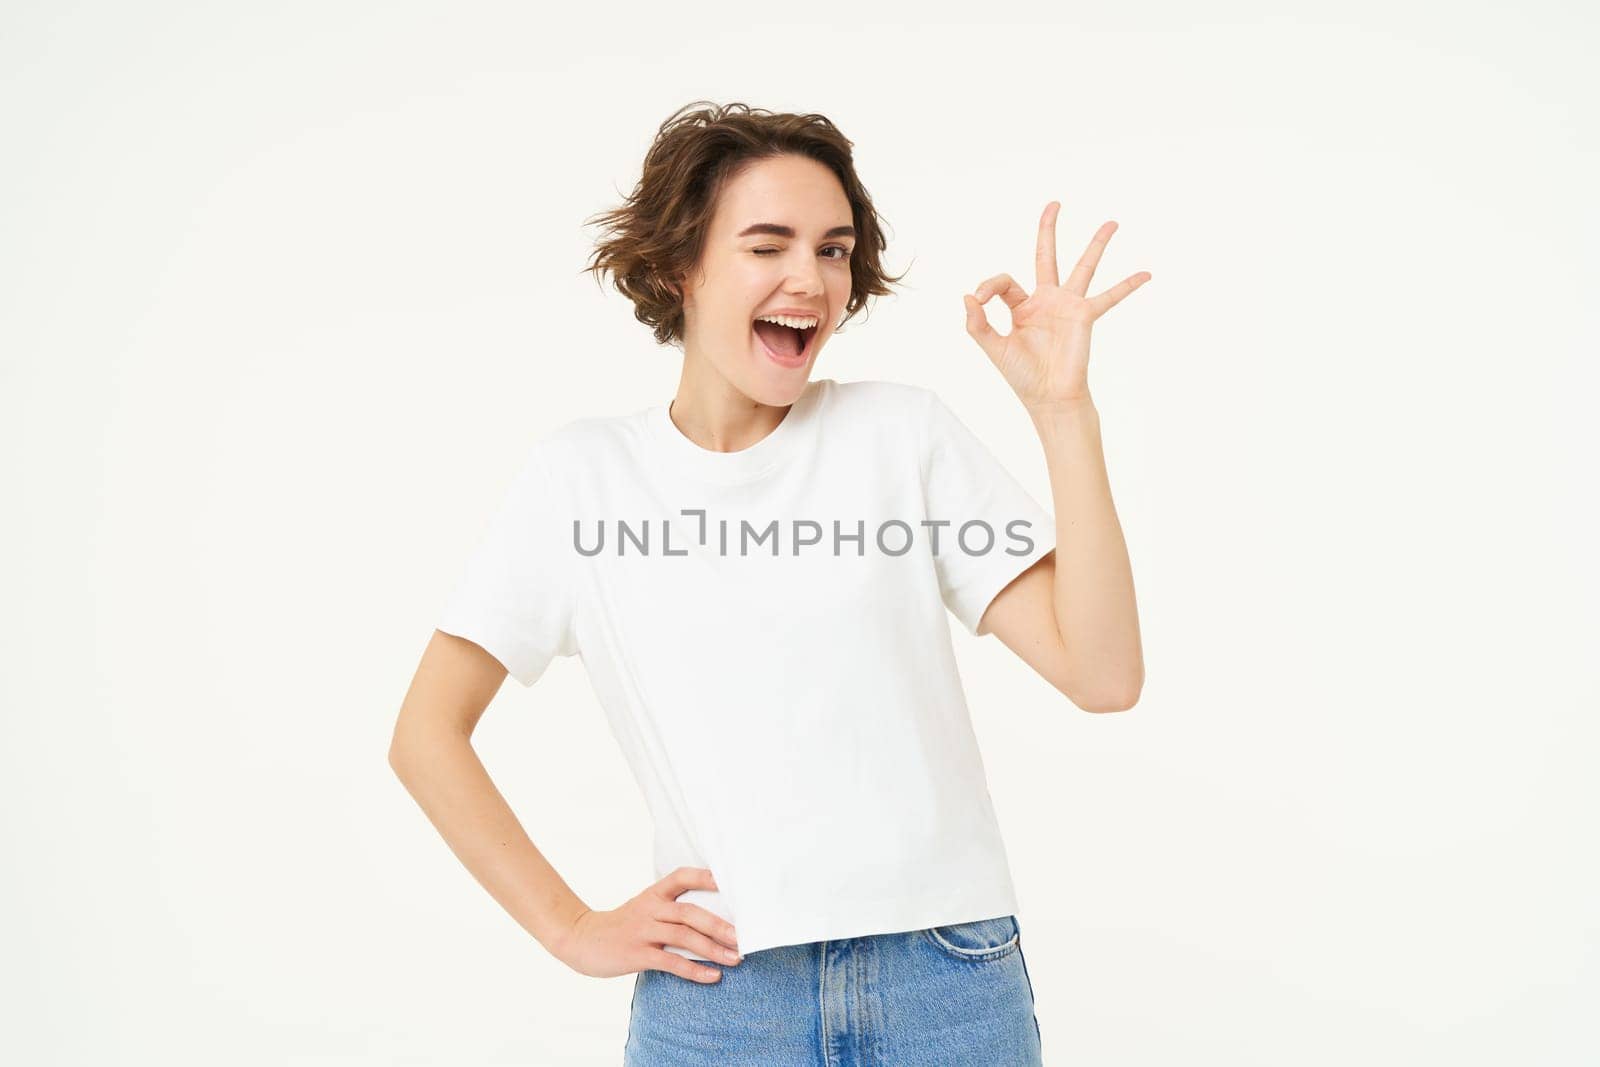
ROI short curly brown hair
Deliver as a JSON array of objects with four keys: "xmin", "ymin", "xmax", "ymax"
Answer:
[{"xmin": 581, "ymin": 100, "xmax": 909, "ymax": 347}]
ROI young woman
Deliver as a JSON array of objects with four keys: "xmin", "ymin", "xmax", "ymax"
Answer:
[{"xmin": 390, "ymin": 100, "xmax": 1147, "ymax": 1065}]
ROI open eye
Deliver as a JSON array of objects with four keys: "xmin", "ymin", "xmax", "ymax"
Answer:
[{"xmin": 753, "ymin": 245, "xmax": 853, "ymax": 260}]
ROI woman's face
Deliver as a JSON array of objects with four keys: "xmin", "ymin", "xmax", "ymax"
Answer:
[{"xmin": 676, "ymin": 153, "xmax": 857, "ymax": 406}]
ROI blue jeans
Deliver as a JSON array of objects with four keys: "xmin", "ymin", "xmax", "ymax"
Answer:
[{"xmin": 622, "ymin": 914, "xmax": 1044, "ymax": 1066}]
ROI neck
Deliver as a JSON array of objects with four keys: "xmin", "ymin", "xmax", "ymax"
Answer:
[{"xmin": 668, "ymin": 346, "xmax": 798, "ymax": 453}]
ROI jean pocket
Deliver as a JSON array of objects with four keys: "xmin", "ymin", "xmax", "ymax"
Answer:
[{"xmin": 923, "ymin": 914, "xmax": 1021, "ymax": 961}]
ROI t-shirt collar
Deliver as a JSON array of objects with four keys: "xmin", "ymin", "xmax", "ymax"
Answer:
[{"xmin": 644, "ymin": 378, "xmax": 826, "ymax": 485}]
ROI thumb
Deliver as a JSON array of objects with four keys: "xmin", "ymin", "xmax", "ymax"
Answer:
[{"xmin": 963, "ymin": 293, "xmax": 1003, "ymax": 366}]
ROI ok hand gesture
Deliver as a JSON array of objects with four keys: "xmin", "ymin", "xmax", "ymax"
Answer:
[{"xmin": 963, "ymin": 201, "xmax": 1151, "ymax": 410}]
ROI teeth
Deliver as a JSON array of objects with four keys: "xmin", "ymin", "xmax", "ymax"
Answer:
[{"xmin": 755, "ymin": 313, "xmax": 819, "ymax": 330}]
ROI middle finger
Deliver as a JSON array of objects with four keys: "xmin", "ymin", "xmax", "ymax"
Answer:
[
  {"xmin": 654, "ymin": 920, "xmax": 744, "ymax": 964},
  {"xmin": 1036, "ymin": 201, "xmax": 1061, "ymax": 290},
  {"xmin": 670, "ymin": 902, "xmax": 741, "ymax": 952}
]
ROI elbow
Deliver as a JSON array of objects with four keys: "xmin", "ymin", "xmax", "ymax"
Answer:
[
  {"xmin": 1067, "ymin": 673, "xmax": 1144, "ymax": 714},
  {"xmin": 1074, "ymin": 692, "xmax": 1139, "ymax": 714},
  {"xmin": 389, "ymin": 716, "xmax": 473, "ymax": 777},
  {"xmin": 388, "ymin": 724, "xmax": 423, "ymax": 778},
  {"xmin": 1079, "ymin": 692, "xmax": 1140, "ymax": 714}
]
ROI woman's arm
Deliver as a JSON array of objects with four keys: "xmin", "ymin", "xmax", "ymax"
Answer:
[
  {"xmin": 961, "ymin": 201, "xmax": 1149, "ymax": 711},
  {"xmin": 387, "ymin": 630, "xmax": 589, "ymax": 958},
  {"xmin": 979, "ymin": 397, "xmax": 1143, "ymax": 711}
]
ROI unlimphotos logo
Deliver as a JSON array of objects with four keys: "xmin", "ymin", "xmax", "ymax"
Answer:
[{"xmin": 570, "ymin": 510, "xmax": 1039, "ymax": 558}]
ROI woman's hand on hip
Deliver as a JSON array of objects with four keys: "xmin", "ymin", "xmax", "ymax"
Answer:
[{"xmin": 554, "ymin": 866, "xmax": 743, "ymax": 983}]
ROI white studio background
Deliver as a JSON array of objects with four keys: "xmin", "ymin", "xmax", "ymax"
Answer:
[{"xmin": 3, "ymin": 3, "xmax": 1595, "ymax": 1064}]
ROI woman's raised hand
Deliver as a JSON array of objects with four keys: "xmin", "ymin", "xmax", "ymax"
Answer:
[
  {"xmin": 963, "ymin": 201, "xmax": 1151, "ymax": 411},
  {"xmin": 555, "ymin": 866, "xmax": 744, "ymax": 984}
]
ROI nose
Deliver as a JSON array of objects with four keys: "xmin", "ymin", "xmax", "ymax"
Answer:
[{"xmin": 784, "ymin": 251, "xmax": 825, "ymax": 299}]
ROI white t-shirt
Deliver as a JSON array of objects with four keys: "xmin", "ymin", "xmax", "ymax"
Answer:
[{"xmin": 437, "ymin": 376, "xmax": 1056, "ymax": 960}]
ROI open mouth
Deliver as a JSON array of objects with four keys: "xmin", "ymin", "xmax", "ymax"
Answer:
[{"xmin": 752, "ymin": 317, "xmax": 819, "ymax": 364}]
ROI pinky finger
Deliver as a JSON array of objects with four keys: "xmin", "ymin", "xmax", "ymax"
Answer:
[
  {"xmin": 1091, "ymin": 272, "xmax": 1152, "ymax": 316},
  {"xmin": 653, "ymin": 950, "xmax": 721, "ymax": 983}
]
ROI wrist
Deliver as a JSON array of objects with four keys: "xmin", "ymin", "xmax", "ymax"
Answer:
[
  {"xmin": 1025, "ymin": 393, "xmax": 1098, "ymax": 420},
  {"xmin": 543, "ymin": 903, "xmax": 591, "ymax": 961}
]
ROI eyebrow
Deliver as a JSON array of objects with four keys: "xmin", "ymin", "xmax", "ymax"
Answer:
[{"xmin": 737, "ymin": 223, "xmax": 857, "ymax": 240}]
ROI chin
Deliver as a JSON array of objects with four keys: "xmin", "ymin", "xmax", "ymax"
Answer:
[
  {"xmin": 741, "ymin": 370, "xmax": 814, "ymax": 409},
  {"xmin": 744, "ymin": 333, "xmax": 826, "ymax": 404}
]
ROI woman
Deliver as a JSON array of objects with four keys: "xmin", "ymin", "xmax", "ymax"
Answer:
[{"xmin": 389, "ymin": 100, "xmax": 1147, "ymax": 1065}]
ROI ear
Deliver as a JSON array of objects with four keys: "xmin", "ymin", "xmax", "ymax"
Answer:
[{"xmin": 655, "ymin": 264, "xmax": 681, "ymax": 302}]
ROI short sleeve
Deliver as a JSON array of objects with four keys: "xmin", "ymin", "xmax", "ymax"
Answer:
[
  {"xmin": 437, "ymin": 446, "xmax": 579, "ymax": 686},
  {"xmin": 919, "ymin": 390, "xmax": 1056, "ymax": 635}
]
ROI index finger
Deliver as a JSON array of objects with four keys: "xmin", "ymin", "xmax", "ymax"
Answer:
[{"xmin": 657, "ymin": 865, "xmax": 719, "ymax": 897}]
